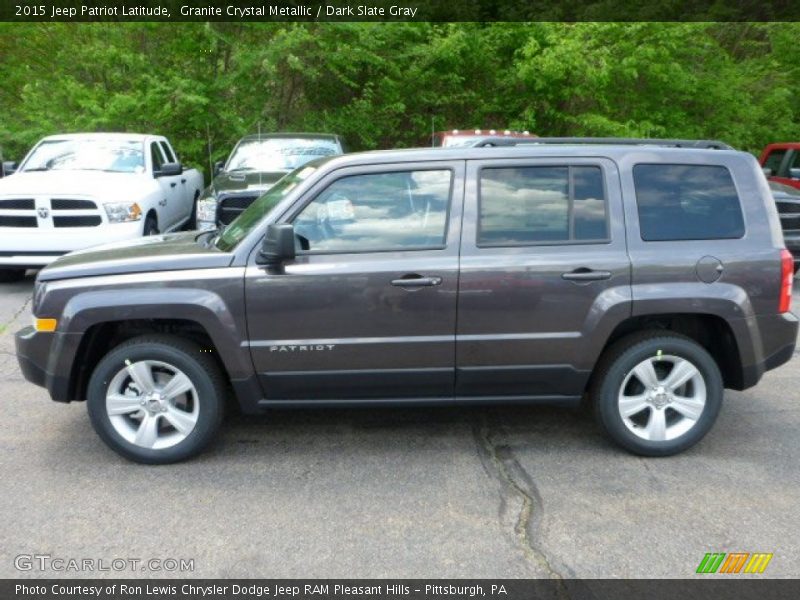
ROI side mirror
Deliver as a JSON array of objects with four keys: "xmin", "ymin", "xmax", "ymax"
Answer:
[
  {"xmin": 762, "ymin": 167, "xmax": 773, "ymax": 177},
  {"xmin": 213, "ymin": 161, "xmax": 224, "ymax": 177},
  {"xmin": 790, "ymin": 168, "xmax": 800, "ymax": 180},
  {"xmin": 257, "ymin": 223, "xmax": 296, "ymax": 265},
  {"xmin": 2, "ymin": 161, "xmax": 17, "ymax": 176},
  {"xmin": 155, "ymin": 162, "xmax": 183, "ymax": 177}
]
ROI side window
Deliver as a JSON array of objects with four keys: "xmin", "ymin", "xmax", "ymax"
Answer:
[
  {"xmin": 633, "ymin": 164, "xmax": 745, "ymax": 241},
  {"xmin": 763, "ymin": 149, "xmax": 786, "ymax": 174},
  {"xmin": 478, "ymin": 165, "xmax": 608, "ymax": 246},
  {"xmin": 159, "ymin": 141, "xmax": 176, "ymax": 163},
  {"xmin": 150, "ymin": 142, "xmax": 165, "ymax": 172},
  {"xmin": 790, "ymin": 151, "xmax": 800, "ymax": 171},
  {"xmin": 292, "ymin": 170, "xmax": 452, "ymax": 253}
]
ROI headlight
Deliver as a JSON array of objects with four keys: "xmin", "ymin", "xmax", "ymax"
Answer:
[
  {"xmin": 105, "ymin": 202, "xmax": 142, "ymax": 223},
  {"xmin": 196, "ymin": 196, "xmax": 218, "ymax": 224}
]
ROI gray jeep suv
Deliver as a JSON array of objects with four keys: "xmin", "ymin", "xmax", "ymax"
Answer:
[{"xmin": 15, "ymin": 138, "xmax": 798, "ymax": 463}]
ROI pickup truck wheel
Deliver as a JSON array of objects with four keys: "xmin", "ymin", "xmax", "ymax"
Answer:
[
  {"xmin": 87, "ymin": 336, "xmax": 225, "ymax": 464},
  {"xmin": 143, "ymin": 214, "xmax": 158, "ymax": 236},
  {"xmin": 0, "ymin": 268, "xmax": 26, "ymax": 283},
  {"xmin": 592, "ymin": 332, "xmax": 723, "ymax": 457}
]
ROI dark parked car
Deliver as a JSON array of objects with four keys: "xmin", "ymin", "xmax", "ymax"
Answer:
[
  {"xmin": 195, "ymin": 133, "xmax": 344, "ymax": 229},
  {"xmin": 770, "ymin": 180, "xmax": 800, "ymax": 272},
  {"xmin": 15, "ymin": 138, "xmax": 798, "ymax": 463}
]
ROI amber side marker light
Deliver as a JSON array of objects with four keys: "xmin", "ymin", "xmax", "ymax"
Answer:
[{"xmin": 33, "ymin": 318, "xmax": 58, "ymax": 332}]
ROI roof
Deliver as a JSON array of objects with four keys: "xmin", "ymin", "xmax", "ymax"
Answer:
[
  {"xmin": 239, "ymin": 133, "xmax": 341, "ymax": 142},
  {"xmin": 315, "ymin": 142, "xmax": 745, "ymax": 171},
  {"xmin": 40, "ymin": 132, "xmax": 156, "ymax": 142}
]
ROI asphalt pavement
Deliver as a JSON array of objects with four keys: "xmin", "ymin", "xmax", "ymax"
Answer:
[{"xmin": 1, "ymin": 272, "xmax": 798, "ymax": 579}]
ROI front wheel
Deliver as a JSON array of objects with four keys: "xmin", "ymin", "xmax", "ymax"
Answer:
[
  {"xmin": 592, "ymin": 332, "xmax": 723, "ymax": 456},
  {"xmin": 87, "ymin": 335, "xmax": 225, "ymax": 464}
]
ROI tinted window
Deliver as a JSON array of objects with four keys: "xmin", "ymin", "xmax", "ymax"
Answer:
[
  {"xmin": 293, "ymin": 170, "xmax": 451, "ymax": 253},
  {"xmin": 150, "ymin": 143, "xmax": 164, "ymax": 171},
  {"xmin": 633, "ymin": 164, "xmax": 744, "ymax": 241},
  {"xmin": 478, "ymin": 166, "xmax": 608, "ymax": 245},
  {"xmin": 160, "ymin": 141, "xmax": 176, "ymax": 163},
  {"xmin": 763, "ymin": 150, "xmax": 786, "ymax": 174}
]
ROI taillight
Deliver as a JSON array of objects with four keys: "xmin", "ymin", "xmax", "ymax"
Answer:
[{"xmin": 779, "ymin": 249, "xmax": 794, "ymax": 313}]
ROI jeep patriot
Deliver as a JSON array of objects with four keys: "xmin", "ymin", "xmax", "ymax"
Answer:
[{"xmin": 15, "ymin": 138, "xmax": 798, "ymax": 463}]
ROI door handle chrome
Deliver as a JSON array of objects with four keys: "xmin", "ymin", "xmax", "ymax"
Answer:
[
  {"xmin": 561, "ymin": 269, "xmax": 612, "ymax": 281},
  {"xmin": 391, "ymin": 276, "xmax": 442, "ymax": 287}
]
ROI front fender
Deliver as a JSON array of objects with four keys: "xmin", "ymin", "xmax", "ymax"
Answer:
[{"xmin": 41, "ymin": 283, "xmax": 251, "ymax": 402}]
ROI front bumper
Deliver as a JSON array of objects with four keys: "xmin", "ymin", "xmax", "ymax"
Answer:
[{"xmin": 15, "ymin": 326, "xmax": 75, "ymax": 402}]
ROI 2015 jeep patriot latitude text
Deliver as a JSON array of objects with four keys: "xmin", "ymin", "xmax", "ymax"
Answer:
[{"xmin": 15, "ymin": 139, "xmax": 799, "ymax": 463}]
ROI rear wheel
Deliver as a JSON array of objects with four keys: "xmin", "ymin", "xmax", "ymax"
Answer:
[
  {"xmin": 0, "ymin": 268, "xmax": 26, "ymax": 283},
  {"xmin": 87, "ymin": 335, "xmax": 225, "ymax": 464},
  {"xmin": 592, "ymin": 332, "xmax": 723, "ymax": 456}
]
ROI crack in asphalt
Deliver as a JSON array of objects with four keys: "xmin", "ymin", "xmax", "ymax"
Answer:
[
  {"xmin": 473, "ymin": 414, "xmax": 573, "ymax": 590},
  {"xmin": 1, "ymin": 295, "xmax": 32, "ymax": 337}
]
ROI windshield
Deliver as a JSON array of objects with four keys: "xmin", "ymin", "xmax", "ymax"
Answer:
[
  {"xmin": 439, "ymin": 135, "xmax": 488, "ymax": 148},
  {"xmin": 215, "ymin": 164, "xmax": 319, "ymax": 251},
  {"xmin": 225, "ymin": 137, "xmax": 340, "ymax": 173},
  {"xmin": 22, "ymin": 139, "xmax": 145, "ymax": 173}
]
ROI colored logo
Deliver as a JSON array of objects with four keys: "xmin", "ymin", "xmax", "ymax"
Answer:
[{"xmin": 696, "ymin": 552, "xmax": 773, "ymax": 574}]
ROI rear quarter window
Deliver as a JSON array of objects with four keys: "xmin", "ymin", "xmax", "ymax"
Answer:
[{"xmin": 633, "ymin": 164, "xmax": 745, "ymax": 241}]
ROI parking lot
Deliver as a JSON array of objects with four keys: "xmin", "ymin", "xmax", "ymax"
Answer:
[{"xmin": 1, "ymin": 273, "xmax": 798, "ymax": 579}]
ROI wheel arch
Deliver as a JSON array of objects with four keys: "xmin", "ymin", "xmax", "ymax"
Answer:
[{"xmin": 592, "ymin": 312, "xmax": 745, "ymax": 391}]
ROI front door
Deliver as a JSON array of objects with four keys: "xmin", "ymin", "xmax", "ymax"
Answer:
[
  {"xmin": 245, "ymin": 161, "xmax": 465, "ymax": 402},
  {"xmin": 456, "ymin": 157, "xmax": 631, "ymax": 400}
]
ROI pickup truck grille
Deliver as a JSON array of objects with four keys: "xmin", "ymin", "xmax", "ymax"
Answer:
[
  {"xmin": 0, "ymin": 198, "xmax": 35, "ymax": 210},
  {"xmin": 218, "ymin": 193, "xmax": 260, "ymax": 225},
  {"xmin": 777, "ymin": 201, "xmax": 800, "ymax": 215},
  {"xmin": 0, "ymin": 197, "xmax": 102, "ymax": 228}
]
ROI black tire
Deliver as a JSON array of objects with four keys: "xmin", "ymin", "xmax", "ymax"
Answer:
[
  {"xmin": 87, "ymin": 335, "xmax": 226, "ymax": 464},
  {"xmin": 591, "ymin": 331, "xmax": 723, "ymax": 457},
  {"xmin": 184, "ymin": 192, "xmax": 199, "ymax": 231},
  {"xmin": 0, "ymin": 268, "xmax": 26, "ymax": 283},
  {"xmin": 143, "ymin": 214, "xmax": 159, "ymax": 236}
]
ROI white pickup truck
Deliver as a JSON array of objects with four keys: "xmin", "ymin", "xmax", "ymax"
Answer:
[{"xmin": 0, "ymin": 133, "xmax": 203, "ymax": 281}]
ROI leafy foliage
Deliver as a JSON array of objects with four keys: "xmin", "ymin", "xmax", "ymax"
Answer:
[{"xmin": 1, "ymin": 22, "xmax": 798, "ymax": 175}]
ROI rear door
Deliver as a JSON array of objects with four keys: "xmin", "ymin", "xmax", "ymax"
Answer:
[{"xmin": 456, "ymin": 157, "xmax": 631, "ymax": 400}]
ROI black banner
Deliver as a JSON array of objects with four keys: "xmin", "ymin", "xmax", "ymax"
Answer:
[
  {"xmin": 1, "ymin": 0, "xmax": 800, "ymax": 23},
  {"xmin": 4, "ymin": 580, "xmax": 800, "ymax": 600}
]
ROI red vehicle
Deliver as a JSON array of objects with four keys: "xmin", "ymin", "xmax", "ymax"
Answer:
[
  {"xmin": 759, "ymin": 143, "xmax": 800, "ymax": 191},
  {"xmin": 430, "ymin": 129, "xmax": 535, "ymax": 148}
]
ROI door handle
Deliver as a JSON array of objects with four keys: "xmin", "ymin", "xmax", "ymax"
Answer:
[
  {"xmin": 159, "ymin": 199, "xmax": 167, "ymax": 207},
  {"xmin": 170, "ymin": 182, "xmax": 177, "ymax": 188},
  {"xmin": 391, "ymin": 275, "xmax": 442, "ymax": 287},
  {"xmin": 561, "ymin": 269, "xmax": 612, "ymax": 281},
  {"xmin": 181, "ymin": 178, "xmax": 187, "ymax": 184}
]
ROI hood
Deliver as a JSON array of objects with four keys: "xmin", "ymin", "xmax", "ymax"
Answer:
[
  {"xmin": 38, "ymin": 231, "xmax": 232, "ymax": 281},
  {"xmin": 0, "ymin": 170, "xmax": 151, "ymax": 200},
  {"xmin": 212, "ymin": 170, "xmax": 287, "ymax": 196}
]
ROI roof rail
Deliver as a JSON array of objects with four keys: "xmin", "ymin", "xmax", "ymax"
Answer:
[{"xmin": 470, "ymin": 137, "xmax": 734, "ymax": 150}]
